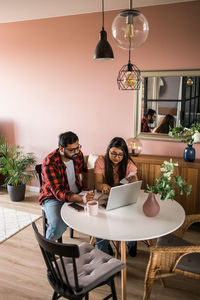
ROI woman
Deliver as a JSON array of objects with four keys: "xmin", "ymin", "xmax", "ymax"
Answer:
[
  {"xmin": 94, "ymin": 137, "xmax": 138, "ymax": 256},
  {"xmin": 153, "ymin": 114, "xmax": 175, "ymax": 134}
]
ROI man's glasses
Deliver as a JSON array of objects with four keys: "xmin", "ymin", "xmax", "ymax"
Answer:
[
  {"xmin": 109, "ymin": 151, "xmax": 124, "ymax": 158},
  {"xmin": 65, "ymin": 144, "xmax": 82, "ymax": 154}
]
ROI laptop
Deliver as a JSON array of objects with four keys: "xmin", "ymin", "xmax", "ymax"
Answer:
[{"xmin": 98, "ymin": 180, "xmax": 142, "ymax": 211}]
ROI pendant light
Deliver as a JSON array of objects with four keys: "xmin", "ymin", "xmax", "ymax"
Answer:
[
  {"xmin": 117, "ymin": 40, "xmax": 141, "ymax": 90},
  {"xmin": 94, "ymin": 0, "xmax": 114, "ymax": 60},
  {"xmin": 112, "ymin": 0, "xmax": 149, "ymax": 50}
]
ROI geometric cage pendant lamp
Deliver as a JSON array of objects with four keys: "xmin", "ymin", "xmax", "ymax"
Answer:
[
  {"xmin": 117, "ymin": 40, "xmax": 141, "ymax": 90},
  {"xmin": 94, "ymin": 0, "xmax": 114, "ymax": 60}
]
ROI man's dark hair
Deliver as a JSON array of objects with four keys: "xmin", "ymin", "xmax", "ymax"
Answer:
[
  {"xmin": 145, "ymin": 109, "xmax": 156, "ymax": 118},
  {"xmin": 58, "ymin": 131, "xmax": 78, "ymax": 148}
]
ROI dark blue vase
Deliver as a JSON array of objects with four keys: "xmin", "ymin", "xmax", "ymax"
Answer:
[{"xmin": 184, "ymin": 144, "xmax": 195, "ymax": 162}]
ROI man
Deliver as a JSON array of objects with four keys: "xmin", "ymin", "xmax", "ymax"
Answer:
[
  {"xmin": 141, "ymin": 108, "xmax": 156, "ymax": 132},
  {"xmin": 39, "ymin": 131, "xmax": 93, "ymax": 240}
]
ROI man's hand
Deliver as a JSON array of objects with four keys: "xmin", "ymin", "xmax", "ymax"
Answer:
[
  {"xmin": 69, "ymin": 193, "xmax": 83, "ymax": 203},
  {"xmin": 84, "ymin": 191, "xmax": 95, "ymax": 203},
  {"xmin": 81, "ymin": 191, "xmax": 95, "ymax": 204},
  {"xmin": 70, "ymin": 191, "xmax": 95, "ymax": 204},
  {"xmin": 101, "ymin": 184, "xmax": 111, "ymax": 195}
]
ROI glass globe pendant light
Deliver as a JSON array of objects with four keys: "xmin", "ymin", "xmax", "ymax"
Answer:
[
  {"xmin": 94, "ymin": 0, "xmax": 114, "ymax": 60},
  {"xmin": 117, "ymin": 40, "xmax": 141, "ymax": 90},
  {"xmin": 112, "ymin": 0, "xmax": 149, "ymax": 50}
]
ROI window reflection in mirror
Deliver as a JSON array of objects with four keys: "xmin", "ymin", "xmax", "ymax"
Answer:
[{"xmin": 136, "ymin": 70, "xmax": 200, "ymax": 141}]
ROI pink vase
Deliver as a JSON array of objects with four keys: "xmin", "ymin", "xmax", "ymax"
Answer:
[{"xmin": 143, "ymin": 193, "xmax": 160, "ymax": 217}]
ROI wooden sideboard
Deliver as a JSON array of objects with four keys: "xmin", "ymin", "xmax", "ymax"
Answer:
[{"xmin": 132, "ymin": 154, "xmax": 200, "ymax": 215}]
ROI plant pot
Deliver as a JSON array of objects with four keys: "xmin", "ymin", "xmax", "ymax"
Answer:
[
  {"xmin": 7, "ymin": 183, "xmax": 26, "ymax": 201},
  {"xmin": 143, "ymin": 192, "xmax": 160, "ymax": 217},
  {"xmin": 184, "ymin": 144, "xmax": 195, "ymax": 162}
]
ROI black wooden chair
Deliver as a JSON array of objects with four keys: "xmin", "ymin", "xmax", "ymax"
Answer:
[
  {"xmin": 32, "ymin": 222, "xmax": 124, "ymax": 300},
  {"xmin": 35, "ymin": 164, "xmax": 74, "ymax": 240}
]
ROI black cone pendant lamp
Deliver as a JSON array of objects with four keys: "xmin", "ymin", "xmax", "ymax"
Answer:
[{"xmin": 94, "ymin": 0, "xmax": 114, "ymax": 60}]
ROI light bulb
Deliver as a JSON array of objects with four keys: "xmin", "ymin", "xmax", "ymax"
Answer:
[
  {"xmin": 124, "ymin": 72, "xmax": 136, "ymax": 87},
  {"xmin": 125, "ymin": 24, "xmax": 134, "ymax": 40},
  {"xmin": 112, "ymin": 10, "xmax": 149, "ymax": 50},
  {"xmin": 130, "ymin": 141, "xmax": 135, "ymax": 149},
  {"xmin": 187, "ymin": 78, "xmax": 193, "ymax": 86}
]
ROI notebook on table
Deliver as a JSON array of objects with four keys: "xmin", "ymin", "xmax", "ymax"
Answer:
[{"xmin": 98, "ymin": 180, "xmax": 142, "ymax": 211}]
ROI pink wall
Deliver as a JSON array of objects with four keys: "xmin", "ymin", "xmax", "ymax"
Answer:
[{"xmin": 0, "ymin": 0, "xmax": 199, "ymax": 169}]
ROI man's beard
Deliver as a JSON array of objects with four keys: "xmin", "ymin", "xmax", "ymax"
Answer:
[
  {"xmin": 63, "ymin": 152, "xmax": 78, "ymax": 160},
  {"xmin": 149, "ymin": 117, "xmax": 154, "ymax": 124}
]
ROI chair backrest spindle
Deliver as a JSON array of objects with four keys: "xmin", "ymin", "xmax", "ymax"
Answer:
[
  {"xmin": 32, "ymin": 221, "xmax": 124, "ymax": 300},
  {"xmin": 32, "ymin": 222, "xmax": 80, "ymax": 296}
]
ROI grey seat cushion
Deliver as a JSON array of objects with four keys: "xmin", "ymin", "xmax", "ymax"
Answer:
[
  {"xmin": 157, "ymin": 234, "xmax": 200, "ymax": 275},
  {"xmin": 57, "ymin": 242, "xmax": 125, "ymax": 294},
  {"xmin": 156, "ymin": 234, "xmax": 193, "ymax": 247},
  {"xmin": 176, "ymin": 253, "xmax": 200, "ymax": 274}
]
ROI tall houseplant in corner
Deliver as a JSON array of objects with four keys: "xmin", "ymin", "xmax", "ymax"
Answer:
[{"xmin": 0, "ymin": 138, "xmax": 36, "ymax": 201}]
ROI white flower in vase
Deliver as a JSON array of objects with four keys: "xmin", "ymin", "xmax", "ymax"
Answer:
[{"xmin": 192, "ymin": 132, "xmax": 200, "ymax": 143}]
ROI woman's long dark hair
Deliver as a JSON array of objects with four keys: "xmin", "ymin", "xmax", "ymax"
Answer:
[
  {"xmin": 155, "ymin": 114, "xmax": 175, "ymax": 134},
  {"xmin": 105, "ymin": 137, "xmax": 132, "ymax": 186}
]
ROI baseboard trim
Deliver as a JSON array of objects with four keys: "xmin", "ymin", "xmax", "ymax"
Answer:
[{"xmin": 26, "ymin": 185, "xmax": 40, "ymax": 193}]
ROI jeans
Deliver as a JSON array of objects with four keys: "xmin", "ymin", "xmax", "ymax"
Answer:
[
  {"xmin": 42, "ymin": 199, "xmax": 67, "ymax": 241},
  {"xmin": 95, "ymin": 238, "xmax": 110, "ymax": 254},
  {"xmin": 95, "ymin": 238, "xmax": 136, "ymax": 254}
]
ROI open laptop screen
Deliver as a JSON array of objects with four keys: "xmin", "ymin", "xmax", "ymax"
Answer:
[{"xmin": 98, "ymin": 180, "xmax": 142, "ymax": 211}]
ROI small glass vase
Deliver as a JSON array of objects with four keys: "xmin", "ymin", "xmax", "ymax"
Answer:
[
  {"xmin": 143, "ymin": 193, "xmax": 160, "ymax": 217},
  {"xmin": 184, "ymin": 144, "xmax": 195, "ymax": 162}
]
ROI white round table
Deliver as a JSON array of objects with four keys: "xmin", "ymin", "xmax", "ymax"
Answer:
[{"xmin": 61, "ymin": 190, "xmax": 185, "ymax": 300}]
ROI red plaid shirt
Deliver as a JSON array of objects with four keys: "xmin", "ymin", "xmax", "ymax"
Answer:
[
  {"xmin": 39, "ymin": 149, "xmax": 87, "ymax": 205},
  {"xmin": 141, "ymin": 118, "xmax": 150, "ymax": 132}
]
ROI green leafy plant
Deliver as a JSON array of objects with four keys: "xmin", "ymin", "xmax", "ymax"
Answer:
[
  {"xmin": 0, "ymin": 138, "xmax": 36, "ymax": 186},
  {"xmin": 145, "ymin": 159, "xmax": 192, "ymax": 200},
  {"xmin": 168, "ymin": 123, "xmax": 200, "ymax": 146}
]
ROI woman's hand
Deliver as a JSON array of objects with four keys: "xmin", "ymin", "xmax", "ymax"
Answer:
[
  {"xmin": 127, "ymin": 174, "xmax": 138, "ymax": 183},
  {"xmin": 101, "ymin": 184, "xmax": 111, "ymax": 195}
]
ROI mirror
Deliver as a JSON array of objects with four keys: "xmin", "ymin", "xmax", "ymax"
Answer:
[{"xmin": 135, "ymin": 69, "xmax": 200, "ymax": 141}]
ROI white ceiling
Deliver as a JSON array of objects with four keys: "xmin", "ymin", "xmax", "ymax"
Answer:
[{"xmin": 0, "ymin": 0, "xmax": 195, "ymax": 23}]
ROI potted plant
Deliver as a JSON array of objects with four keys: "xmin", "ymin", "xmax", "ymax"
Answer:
[
  {"xmin": 168, "ymin": 123, "xmax": 200, "ymax": 162},
  {"xmin": 143, "ymin": 159, "xmax": 192, "ymax": 217},
  {"xmin": 0, "ymin": 138, "xmax": 36, "ymax": 201}
]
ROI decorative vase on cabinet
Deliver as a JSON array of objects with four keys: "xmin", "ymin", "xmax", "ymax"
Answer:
[{"xmin": 184, "ymin": 144, "xmax": 195, "ymax": 162}]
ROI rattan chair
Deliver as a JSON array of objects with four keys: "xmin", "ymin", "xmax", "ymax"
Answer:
[
  {"xmin": 32, "ymin": 222, "xmax": 125, "ymax": 300},
  {"xmin": 143, "ymin": 214, "xmax": 200, "ymax": 300},
  {"xmin": 35, "ymin": 164, "xmax": 74, "ymax": 240}
]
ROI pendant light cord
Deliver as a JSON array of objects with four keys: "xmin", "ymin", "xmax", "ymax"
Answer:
[
  {"xmin": 102, "ymin": 0, "xmax": 104, "ymax": 30},
  {"xmin": 128, "ymin": 39, "xmax": 132, "ymax": 64},
  {"xmin": 128, "ymin": 0, "xmax": 133, "ymax": 64}
]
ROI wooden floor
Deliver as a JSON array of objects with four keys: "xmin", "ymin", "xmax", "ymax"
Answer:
[{"xmin": 0, "ymin": 188, "xmax": 200, "ymax": 300}]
